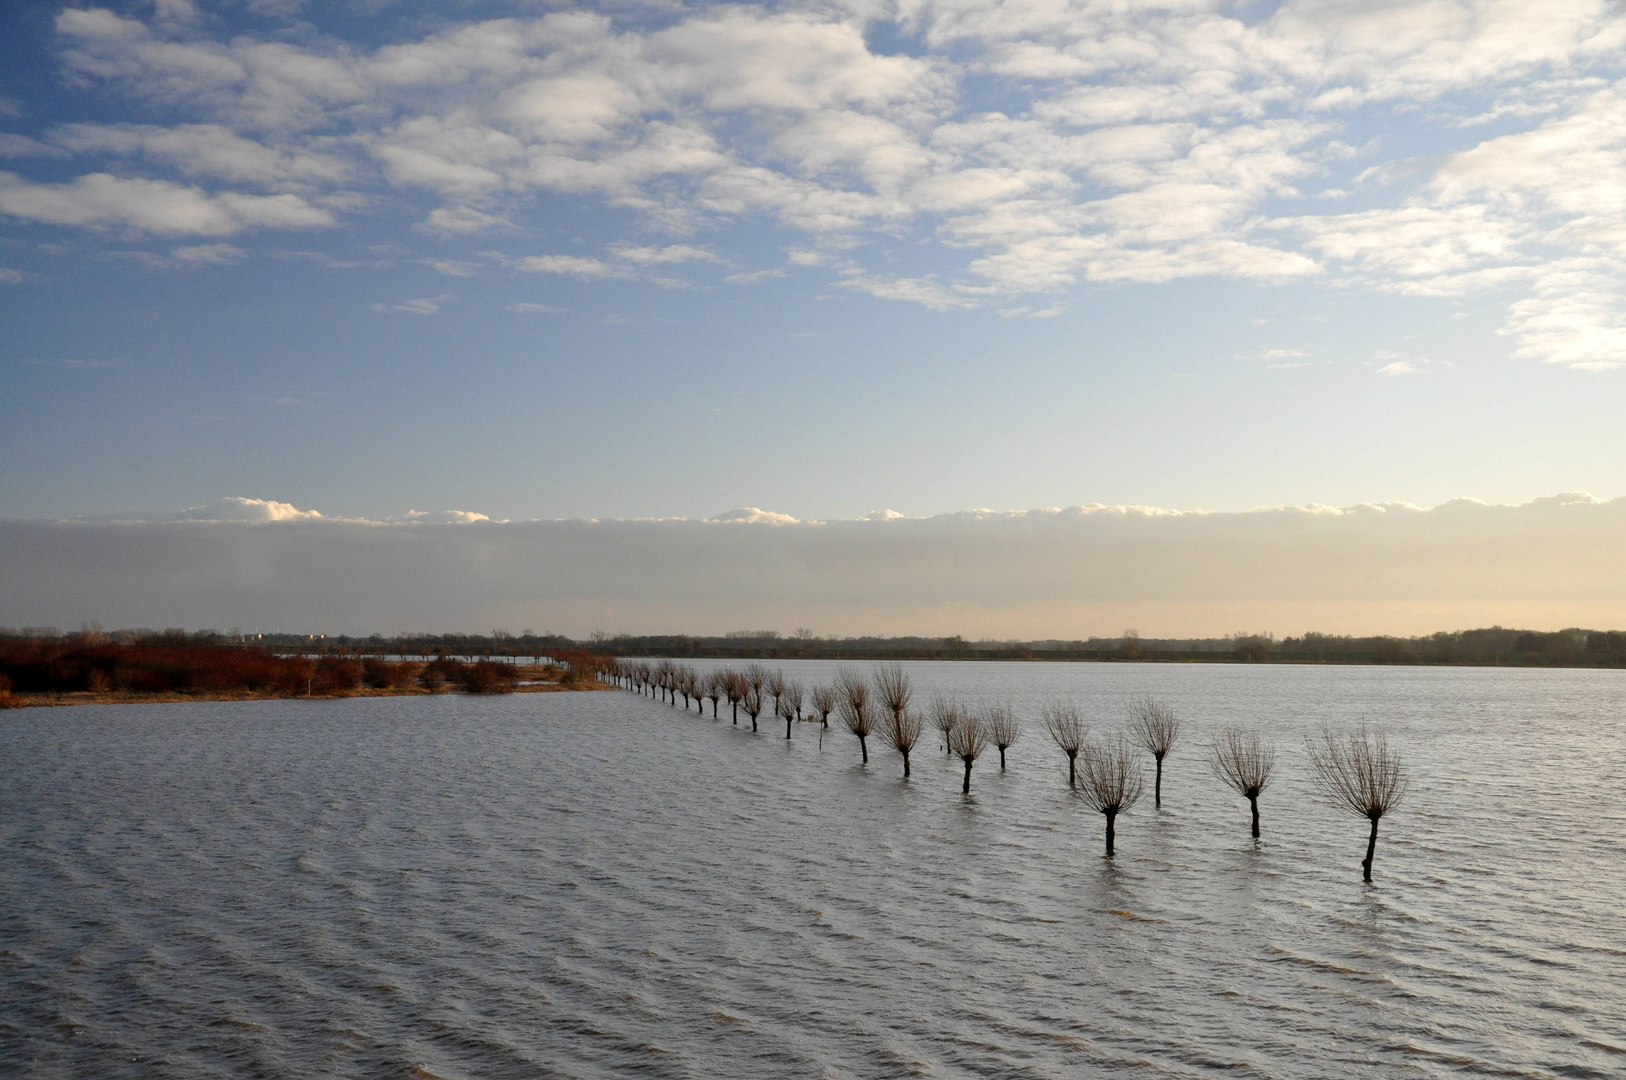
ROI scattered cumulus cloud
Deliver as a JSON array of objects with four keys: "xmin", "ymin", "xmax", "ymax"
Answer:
[{"xmin": 3, "ymin": 3, "xmax": 1626, "ymax": 364}]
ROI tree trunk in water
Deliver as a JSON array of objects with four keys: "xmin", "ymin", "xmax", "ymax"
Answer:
[
  {"xmin": 901, "ymin": 748, "xmax": 911, "ymax": 778},
  {"xmin": 961, "ymin": 758, "xmax": 972, "ymax": 794},
  {"xmin": 731, "ymin": 703, "xmax": 737, "ymax": 724},
  {"xmin": 1067, "ymin": 754, "xmax": 1077, "ymax": 789},
  {"xmin": 750, "ymin": 715, "xmax": 757, "ymax": 732},
  {"xmin": 1363, "ymin": 816, "xmax": 1379, "ymax": 881},
  {"xmin": 785, "ymin": 715, "xmax": 792, "ymax": 739},
  {"xmin": 858, "ymin": 734, "xmax": 868, "ymax": 764},
  {"xmin": 1104, "ymin": 811, "xmax": 1116, "ymax": 857},
  {"xmin": 1249, "ymin": 794, "xmax": 1260, "ymax": 839},
  {"xmin": 1154, "ymin": 755, "xmax": 1163, "ymax": 807}
]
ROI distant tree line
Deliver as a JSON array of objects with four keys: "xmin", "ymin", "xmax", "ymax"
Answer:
[
  {"xmin": 4, "ymin": 623, "xmax": 1623, "ymax": 668},
  {"xmin": 0, "ymin": 627, "xmax": 603, "ymax": 703}
]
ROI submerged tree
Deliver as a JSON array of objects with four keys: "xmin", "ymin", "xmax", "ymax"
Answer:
[
  {"xmin": 1043, "ymin": 703, "xmax": 1087, "ymax": 788},
  {"xmin": 930, "ymin": 695, "xmax": 961, "ymax": 756},
  {"xmin": 724, "ymin": 671, "xmax": 745, "ymax": 724},
  {"xmin": 1209, "ymin": 727, "xmax": 1275, "ymax": 839},
  {"xmin": 745, "ymin": 664, "xmax": 768, "ymax": 706},
  {"xmin": 783, "ymin": 679, "xmax": 805, "ymax": 726},
  {"xmin": 810, "ymin": 683, "xmax": 836, "ymax": 727},
  {"xmin": 873, "ymin": 664, "xmax": 912, "ymax": 732},
  {"xmin": 766, "ymin": 668, "xmax": 787, "ymax": 719},
  {"xmin": 704, "ymin": 671, "xmax": 724, "ymax": 718},
  {"xmin": 948, "ymin": 715, "xmax": 988, "ymax": 795},
  {"xmin": 1127, "ymin": 696, "xmax": 1181, "ymax": 807},
  {"xmin": 837, "ymin": 667, "xmax": 874, "ymax": 764},
  {"xmin": 984, "ymin": 705, "xmax": 1020, "ymax": 770},
  {"xmin": 776, "ymin": 694, "xmax": 797, "ymax": 739},
  {"xmin": 1306, "ymin": 725, "xmax": 1409, "ymax": 882},
  {"xmin": 879, "ymin": 705, "xmax": 923, "ymax": 778},
  {"xmin": 742, "ymin": 685, "xmax": 763, "ymax": 732},
  {"xmin": 1074, "ymin": 735, "xmax": 1145, "ymax": 857}
]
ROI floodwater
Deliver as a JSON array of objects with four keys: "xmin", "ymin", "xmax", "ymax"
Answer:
[{"xmin": 2, "ymin": 662, "xmax": 1624, "ymax": 1078}]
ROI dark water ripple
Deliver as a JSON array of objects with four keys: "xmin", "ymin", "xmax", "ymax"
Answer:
[{"xmin": 3, "ymin": 662, "xmax": 1625, "ymax": 1078}]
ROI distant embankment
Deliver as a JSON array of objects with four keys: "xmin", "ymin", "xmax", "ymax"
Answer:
[{"xmin": 0, "ymin": 635, "xmax": 609, "ymax": 708}]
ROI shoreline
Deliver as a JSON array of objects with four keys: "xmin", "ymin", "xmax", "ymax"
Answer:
[{"xmin": 4, "ymin": 681, "xmax": 614, "ymax": 709}]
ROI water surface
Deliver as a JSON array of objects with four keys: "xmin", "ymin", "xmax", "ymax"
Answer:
[{"xmin": 3, "ymin": 663, "xmax": 1624, "ymax": 1078}]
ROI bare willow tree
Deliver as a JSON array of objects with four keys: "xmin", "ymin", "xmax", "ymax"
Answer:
[
  {"xmin": 837, "ymin": 667, "xmax": 874, "ymax": 764},
  {"xmin": 984, "ymin": 705, "xmax": 1020, "ymax": 770},
  {"xmin": 873, "ymin": 663, "xmax": 912, "ymax": 732},
  {"xmin": 704, "ymin": 671, "xmax": 724, "ymax": 718},
  {"xmin": 776, "ymin": 694, "xmax": 797, "ymax": 739},
  {"xmin": 783, "ymin": 679, "xmax": 805, "ymax": 724},
  {"xmin": 931, "ymin": 695, "xmax": 961, "ymax": 756},
  {"xmin": 948, "ymin": 715, "xmax": 988, "ymax": 795},
  {"xmin": 742, "ymin": 686, "xmax": 763, "ymax": 732},
  {"xmin": 1074, "ymin": 735, "xmax": 1145, "ymax": 857},
  {"xmin": 766, "ymin": 668, "xmax": 787, "ymax": 719},
  {"xmin": 724, "ymin": 671, "xmax": 745, "ymax": 724},
  {"xmin": 1307, "ymin": 725, "xmax": 1409, "ymax": 882},
  {"xmin": 745, "ymin": 664, "xmax": 768, "ymax": 704},
  {"xmin": 1208, "ymin": 727, "xmax": 1275, "ymax": 839},
  {"xmin": 880, "ymin": 706, "xmax": 923, "ymax": 778},
  {"xmin": 810, "ymin": 683, "xmax": 836, "ymax": 728},
  {"xmin": 1043, "ymin": 703, "xmax": 1087, "ymax": 788},
  {"xmin": 1127, "ymin": 696, "xmax": 1181, "ymax": 807}
]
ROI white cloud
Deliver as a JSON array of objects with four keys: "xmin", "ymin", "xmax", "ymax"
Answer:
[
  {"xmin": 610, "ymin": 243, "xmax": 722, "ymax": 265},
  {"xmin": 7, "ymin": 493, "xmax": 1625, "ymax": 636},
  {"xmin": 7, "ymin": 1, "xmax": 1626, "ymax": 364},
  {"xmin": 496, "ymin": 253, "xmax": 625, "ymax": 279},
  {"xmin": 0, "ymin": 171, "xmax": 333, "ymax": 235},
  {"xmin": 172, "ymin": 242, "xmax": 244, "ymax": 263},
  {"xmin": 507, "ymin": 302, "xmax": 567, "ymax": 312},
  {"xmin": 0, "ymin": 268, "xmax": 23, "ymax": 284},
  {"xmin": 374, "ymin": 294, "xmax": 449, "ymax": 314}
]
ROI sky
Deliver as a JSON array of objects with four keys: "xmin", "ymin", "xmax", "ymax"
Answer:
[{"xmin": 2, "ymin": 1, "xmax": 1625, "ymax": 636}]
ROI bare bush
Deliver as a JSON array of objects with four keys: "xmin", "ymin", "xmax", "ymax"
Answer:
[
  {"xmin": 1074, "ymin": 735, "xmax": 1145, "ymax": 857},
  {"xmin": 947, "ymin": 715, "xmax": 987, "ymax": 794},
  {"xmin": 880, "ymin": 706, "xmax": 923, "ymax": 778},
  {"xmin": 837, "ymin": 667, "xmax": 874, "ymax": 764},
  {"xmin": 745, "ymin": 664, "xmax": 768, "ymax": 702},
  {"xmin": 1043, "ymin": 703, "xmax": 1087, "ymax": 787},
  {"xmin": 1306, "ymin": 725, "xmax": 1409, "ymax": 882},
  {"xmin": 1208, "ymin": 727, "xmax": 1275, "ymax": 839},
  {"xmin": 810, "ymin": 683, "xmax": 836, "ymax": 727},
  {"xmin": 873, "ymin": 664, "xmax": 912, "ymax": 726},
  {"xmin": 1127, "ymin": 696, "xmax": 1181, "ymax": 807},
  {"xmin": 984, "ymin": 706, "xmax": 1020, "ymax": 770},
  {"xmin": 766, "ymin": 668, "xmax": 787, "ymax": 717},
  {"xmin": 930, "ymin": 695, "xmax": 961, "ymax": 755}
]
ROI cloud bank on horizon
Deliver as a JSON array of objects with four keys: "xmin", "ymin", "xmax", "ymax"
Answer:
[
  {"xmin": 2, "ymin": 1, "xmax": 1626, "ymax": 368},
  {"xmin": 3, "ymin": 493, "xmax": 1620, "ymax": 638}
]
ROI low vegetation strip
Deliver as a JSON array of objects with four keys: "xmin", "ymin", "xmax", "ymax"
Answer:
[{"xmin": 0, "ymin": 635, "xmax": 608, "ymax": 708}]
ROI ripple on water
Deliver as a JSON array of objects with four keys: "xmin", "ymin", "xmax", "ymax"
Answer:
[{"xmin": 2, "ymin": 665, "xmax": 1625, "ymax": 1078}]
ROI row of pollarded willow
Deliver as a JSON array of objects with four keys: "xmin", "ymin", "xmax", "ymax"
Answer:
[{"xmin": 599, "ymin": 658, "xmax": 1408, "ymax": 880}]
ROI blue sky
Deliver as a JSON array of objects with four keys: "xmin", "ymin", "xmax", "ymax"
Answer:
[{"xmin": 2, "ymin": 0, "xmax": 1624, "ymax": 531}]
